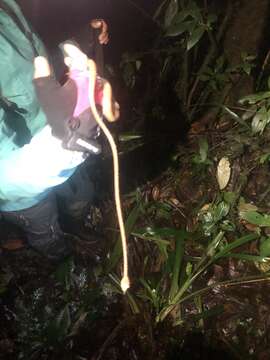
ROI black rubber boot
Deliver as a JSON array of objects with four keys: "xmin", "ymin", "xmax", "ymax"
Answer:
[
  {"xmin": 1, "ymin": 194, "xmax": 71, "ymax": 262},
  {"xmin": 55, "ymin": 161, "xmax": 104, "ymax": 241}
]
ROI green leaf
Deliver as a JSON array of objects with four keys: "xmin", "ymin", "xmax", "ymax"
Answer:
[
  {"xmin": 222, "ymin": 253, "xmax": 269, "ymax": 262},
  {"xmin": 153, "ymin": 0, "xmax": 169, "ymax": 21},
  {"xmin": 172, "ymin": 10, "xmax": 190, "ymax": 24},
  {"xmin": 214, "ymin": 233, "xmax": 258, "ymax": 261},
  {"xmin": 109, "ymin": 274, "xmax": 140, "ymax": 314},
  {"xmin": 174, "ymin": 305, "xmax": 224, "ymax": 326},
  {"xmin": 187, "ymin": 26, "xmax": 205, "ymax": 51},
  {"xmin": 259, "ymin": 153, "xmax": 270, "ymax": 164},
  {"xmin": 220, "ymin": 220, "xmax": 236, "ymax": 232},
  {"xmin": 169, "ymin": 232, "xmax": 186, "ymax": 300},
  {"xmin": 119, "ymin": 133, "xmax": 143, "ymax": 142},
  {"xmin": 207, "ymin": 14, "xmax": 217, "ymax": 25},
  {"xmin": 164, "ymin": 0, "xmax": 179, "ymax": 28},
  {"xmin": 166, "ymin": 20, "xmax": 194, "ymax": 37},
  {"xmin": 239, "ymin": 91, "xmax": 270, "ymax": 105},
  {"xmin": 214, "ymin": 201, "xmax": 230, "ymax": 221},
  {"xmin": 221, "ymin": 105, "xmax": 250, "ymax": 129},
  {"xmin": 251, "ymin": 108, "xmax": 270, "ymax": 134},
  {"xmin": 198, "ymin": 137, "xmax": 208, "ymax": 162},
  {"xmin": 56, "ymin": 305, "xmax": 71, "ymax": 337},
  {"xmin": 106, "ymin": 202, "xmax": 142, "ymax": 272},
  {"xmin": 188, "ymin": 1, "xmax": 202, "ymax": 21},
  {"xmin": 139, "ymin": 277, "xmax": 164, "ymax": 312},
  {"xmin": 223, "ymin": 192, "xmax": 237, "ymax": 205},
  {"xmin": 260, "ymin": 237, "xmax": 270, "ymax": 257},
  {"xmin": 54, "ymin": 257, "xmax": 74, "ymax": 290},
  {"xmin": 241, "ymin": 211, "xmax": 270, "ymax": 227},
  {"xmin": 133, "ymin": 228, "xmax": 188, "ymax": 260}
]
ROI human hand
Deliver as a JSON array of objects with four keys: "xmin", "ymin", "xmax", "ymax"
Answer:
[
  {"xmin": 90, "ymin": 19, "xmax": 109, "ymax": 45},
  {"xmin": 63, "ymin": 43, "xmax": 120, "ymax": 122},
  {"xmin": 33, "ymin": 56, "xmax": 51, "ymax": 79}
]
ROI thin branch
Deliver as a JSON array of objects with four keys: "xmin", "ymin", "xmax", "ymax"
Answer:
[{"xmin": 92, "ymin": 318, "xmax": 128, "ymax": 360}]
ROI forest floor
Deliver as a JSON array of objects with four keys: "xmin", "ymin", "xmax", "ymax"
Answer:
[
  {"xmin": 1, "ymin": 111, "xmax": 270, "ymax": 360},
  {"xmin": 2, "ymin": 1, "xmax": 270, "ymax": 359}
]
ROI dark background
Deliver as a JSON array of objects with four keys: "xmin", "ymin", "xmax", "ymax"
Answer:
[{"xmin": 17, "ymin": 0, "xmax": 160, "ymax": 65}]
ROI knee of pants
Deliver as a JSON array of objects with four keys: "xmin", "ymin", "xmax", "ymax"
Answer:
[{"xmin": 1, "ymin": 195, "xmax": 70, "ymax": 260}]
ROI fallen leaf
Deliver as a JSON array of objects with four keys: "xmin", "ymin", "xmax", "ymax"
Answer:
[
  {"xmin": 217, "ymin": 157, "xmax": 231, "ymax": 190},
  {"xmin": 2, "ymin": 239, "xmax": 25, "ymax": 251},
  {"xmin": 238, "ymin": 201, "xmax": 258, "ymax": 217}
]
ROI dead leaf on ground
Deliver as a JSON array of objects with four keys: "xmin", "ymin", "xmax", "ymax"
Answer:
[
  {"xmin": 239, "ymin": 219, "xmax": 259, "ymax": 232},
  {"xmin": 217, "ymin": 157, "xmax": 231, "ymax": 190},
  {"xmin": 1, "ymin": 239, "xmax": 25, "ymax": 251}
]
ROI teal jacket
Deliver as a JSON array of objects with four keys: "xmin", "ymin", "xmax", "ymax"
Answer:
[
  {"xmin": 0, "ymin": 0, "xmax": 85, "ymax": 211},
  {"xmin": 0, "ymin": 0, "xmax": 47, "ymax": 155}
]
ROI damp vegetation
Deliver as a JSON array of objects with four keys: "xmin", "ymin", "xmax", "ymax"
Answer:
[{"xmin": 2, "ymin": 0, "xmax": 270, "ymax": 359}]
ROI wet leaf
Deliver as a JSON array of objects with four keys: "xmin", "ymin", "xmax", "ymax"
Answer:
[
  {"xmin": 251, "ymin": 109, "xmax": 270, "ymax": 134},
  {"xmin": 187, "ymin": 26, "xmax": 205, "ymax": 51},
  {"xmin": 242, "ymin": 106, "xmax": 257, "ymax": 120},
  {"xmin": 174, "ymin": 305, "xmax": 224, "ymax": 326},
  {"xmin": 222, "ymin": 253, "xmax": 269, "ymax": 262},
  {"xmin": 214, "ymin": 233, "xmax": 258, "ymax": 261},
  {"xmin": 169, "ymin": 232, "xmax": 186, "ymax": 300},
  {"xmin": 118, "ymin": 133, "xmax": 143, "ymax": 142},
  {"xmin": 106, "ymin": 202, "xmax": 142, "ymax": 272},
  {"xmin": 166, "ymin": 20, "xmax": 194, "ymax": 37},
  {"xmin": 214, "ymin": 201, "xmax": 230, "ymax": 220},
  {"xmin": 207, "ymin": 13, "xmax": 217, "ymax": 25},
  {"xmin": 172, "ymin": 9, "xmax": 190, "ymax": 24},
  {"xmin": 260, "ymin": 237, "xmax": 270, "ymax": 257},
  {"xmin": 133, "ymin": 227, "xmax": 187, "ymax": 260},
  {"xmin": 223, "ymin": 192, "xmax": 236, "ymax": 205},
  {"xmin": 238, "ymin": 200, "xmax": 258, "ymax": 217},
  {"xmin": 240, "ymin": 211, "xmax": 270, "ymax": 227},
  {"xmin": 164, "ymin": 0, "xmax": 178, "ymax": 28},
  {"xmin": 259, "ymin": 152, "xmax": 270, "ymax": 164},
  {"xmin": 153, "ymin": 0, "xmax": 168, "ymax": 21},
  {"xmin": 217, "ymin": 157, "xmax": 231, "ymax": 190},
  {"xmin": 55, "ymin": 257, "xmax": 74, "ymax": 290},
  {"xmin": 199, "ymin": 137, "xmax": 208, "ymax": 162},
  {"xmin": 239, "ymin": 91, "xmax": 270, "ymax": 104},
  {"xmin": 220, "ymin": 220, "xmax": 236, "ymax": 232}
]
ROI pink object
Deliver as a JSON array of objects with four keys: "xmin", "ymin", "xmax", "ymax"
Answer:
[
  {"xmin": 69, "ymin": 69, "xmax": 90, "ymax": 117},
  {"xmin": 69, "ymin": 69, "xmax": 104, "ymax": 117}
]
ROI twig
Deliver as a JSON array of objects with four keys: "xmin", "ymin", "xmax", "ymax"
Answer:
[
  {"xmin": 178, "ymin": 273, "xmax": 270, "ymax": 305},
  {"xmin": 92, "ymin": 319, "xmax": 128, "ymax": 360},
  {"xmin": 256, "ymin": 49, "xmax": 270, "ymax": 90}
]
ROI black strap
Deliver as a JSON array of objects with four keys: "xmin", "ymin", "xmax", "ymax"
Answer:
[{"xmin": 0, "ymin": 96, "xmax": 32, "ymax": 146}]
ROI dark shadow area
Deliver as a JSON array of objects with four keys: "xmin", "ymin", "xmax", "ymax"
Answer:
[
  {"xmin": 253, "ymin": 1, "xmax": 270, "ymax": 88},
  {"xmin": 17, "ymin": 0, "xmax": 189, "ymax": 195},
  {"xmin": 166, "ymin": 332, "xmax": 237, "ymax": 360}
]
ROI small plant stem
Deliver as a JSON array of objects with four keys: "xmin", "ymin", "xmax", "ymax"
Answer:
[
  {"xmin": 179, "ymin": 273, "xmax": 270, "ymax": 305},
  {"xmin": 256, "ymin": 48, "xmax": 270, "ymax": 90},
  {"xmin": 157, "ymin": 232, "xmax": 258, "ymax": 322},
  {"xmin": 169, "ymin": 235, "xmax": 185, "ymax": 300},
  {"xmin": 94, "ymin": 318, "xmax": 129, "ymax": 360},
  {"xmin": 186, "ymin": 2, "xmax": 232, "ymax": 115}
]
